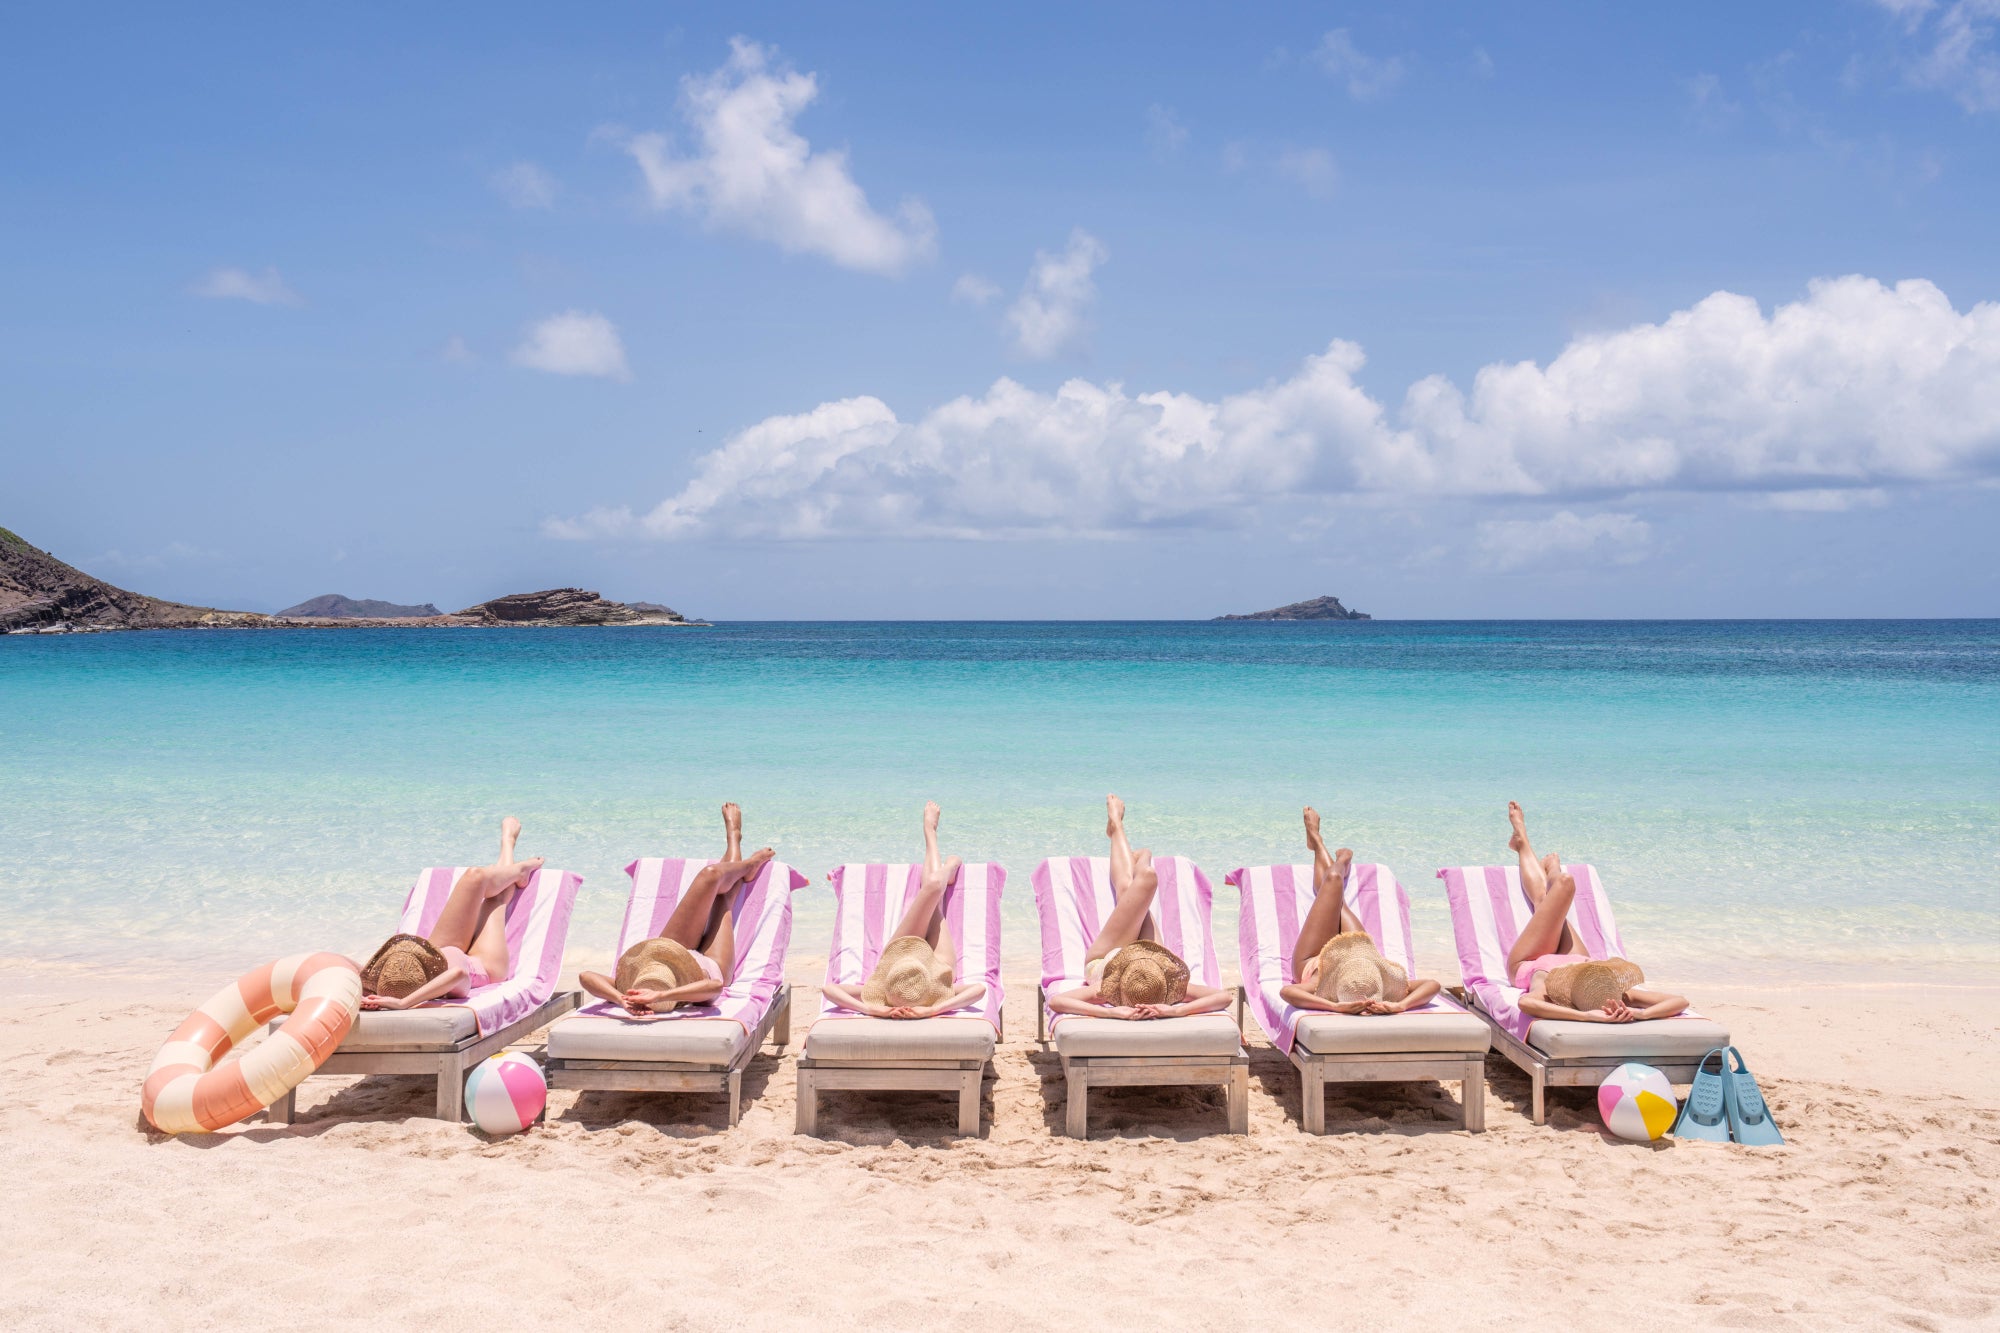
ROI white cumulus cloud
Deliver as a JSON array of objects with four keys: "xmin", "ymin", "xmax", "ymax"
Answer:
[
  {"xmin": 512, "ymin": 311, "xmax": 630, "ymax": 380},
  {"xmin": 1005, "ymin": 230, "xmax": 1108, "ymax": 359},
  {"xmin": 492, "ymin": 161, "xmax": 558, "ymax": 209},
  {"xmin": 1276, "ymin": 146, "xmax": 1338, "ymax": 198},
  {"xmin": 1313, "ymin": 29, "xmax": 1406, "ymax": 100},
  {"xmin": 622, "ymin": 37, "xmax": 935, "ymax": 275},
  {"xmin": 1476, "ymin": 511, "xmax": 1653, "ymax": 571},
  {"xmin": 190, "ymin": 266, "xmax": 301, "ymax": 306},
  {"xmin": 1878, "ymin": 0, "xmax": 2000, "ymax": 111},
  {"xmin": 952, "ymin": 273, "xmax": 1002, "ymax": 306},
  {"xmin": 546, "ymin": 275, "xmax": 2000, "ymax": 541}
]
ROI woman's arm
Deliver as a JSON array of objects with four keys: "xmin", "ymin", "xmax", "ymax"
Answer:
[
  {"xmin": 1624, "ymin": 987, "xmax": 1688, "ymax": 1020},
  {"xmin": 1144, "ymin": 982, "xmax": 1233, "ymax": 1019},
  {"xmin": 579, "ymin": 969, "xmax": 624, "ymax": 1008},
  {"xmin": 910, "ymin": 982, "xmax": 986, "ymax": 1019},
  {"xmin": 1375, "ymin": 977, "xmax": 1442, "ymax": 1014},
  {"xmin": 361, "ymin": 965, "xmax": 466, "ymax": 1010},
  {"xmin": 1278, "ymin": 983, "xmax": 1373, "ymax": 1015},
  {"xmin": 1046, "ymin": 985, "xmax": 1136, "ymax": 1020},
  {"xmin": 820, "ymin": 983, "xmax": 892, "ymax": 1018}
]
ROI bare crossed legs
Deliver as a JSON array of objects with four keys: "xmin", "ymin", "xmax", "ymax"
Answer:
[
  {"xmin": 578, "ymin": 803, "xmax": 773, "ymax": 1015},
  {"xmin": 361, "ymin": 817, "xmax": 541, "ymax": 1010},
  {"xmin": 821, "ymin": 801, "xmax": 987, "ymax": 1019},
  {"xmin": 1291, "ymin": 805, "xmax": 1361, "ymax": 983},
  {"xmin": 1503, "ymin": 800, "xmax": 1580, "ymax": 981},
  {"xmin": 1084, "ymin": 794, "xmax": 1160, "ymax": 965}
]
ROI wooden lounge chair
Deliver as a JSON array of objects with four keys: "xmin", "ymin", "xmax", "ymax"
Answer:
[
  {"xmin": 544, "ymin": 857, "xmax": 803, "ymax": 1128},
  {"xmin": 1229, "ymin": 862, "xmax": 1489, "ymax": 1133},
  {"xmin": 1032, "ymin": 855, "xmax": 1249, "ymax": 1138},
  {"xmin": 268, "ymin": 865, "xmax": 582, "ymax": 1123},
  {"xmin": 796, "ymin": 861, "xmax": 1005, "ymax": 1136}
]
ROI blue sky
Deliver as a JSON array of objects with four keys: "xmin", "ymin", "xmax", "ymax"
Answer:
[{"xmin": 5, "ymin": 2, "xmax": 1999, "ymax": 617}]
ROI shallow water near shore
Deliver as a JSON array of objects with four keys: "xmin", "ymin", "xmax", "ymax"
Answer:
[{"xmin": 3, "ymin": 620, "xmax": 1996, "ymax": 984}]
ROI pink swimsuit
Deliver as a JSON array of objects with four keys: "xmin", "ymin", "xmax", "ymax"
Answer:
[
  {"xmin": 441, "ymin": 946, "xmax": 493, "ymax": 995},
  {"xmin": 1513, "ymin": 952, "xmax": 1590, "ymax": 992},
  {"xmin": 694, "ymin": 951, "xmax": 723, "ymax": 983}
]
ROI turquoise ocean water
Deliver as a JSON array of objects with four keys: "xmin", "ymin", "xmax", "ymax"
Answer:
[{"xmin": 3, "ymin": 621, "xmax": 1995, "ymax": 984}]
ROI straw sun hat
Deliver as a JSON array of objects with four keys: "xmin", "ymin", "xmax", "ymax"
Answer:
[
  {"xmin": 860, "ymin": 935, "xmax": 956, "ymax": 1010},
  {"xmin": 1547, "ymin": 957, "xmax": 1644, "ymax": 1013},
  {"xmin": 614, "ymin": 937, "xmax": 706, "ymax": 995},
  {"xmin": 1312, "ymin": 930, "xmax": 1410, "ymax": 1005},
  {"xmin": 1100, "ymin": 939, "xmax": 1190, "ymax": 1007},
  {"xmin": 359, "ymin": 933, "xmax": 447, "ymax": 999}
]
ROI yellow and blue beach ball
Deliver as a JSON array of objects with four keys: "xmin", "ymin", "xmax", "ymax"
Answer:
[
  {"xmin": 465, "ymin": 1050, "xmax": 547, "ymax": 1136},
  {"xmin": 1597, "ymin": 1063, "xmax": 1678, "ymax": 1141}
]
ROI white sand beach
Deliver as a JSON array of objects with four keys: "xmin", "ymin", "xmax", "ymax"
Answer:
[{"xmin": 4, "ymin": 964, "xmax": 1995, "ymax": 1331}]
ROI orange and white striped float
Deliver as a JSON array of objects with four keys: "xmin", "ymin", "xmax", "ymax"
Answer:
[{"xmin": 141, "ymin": 951, "xmax": 362, "ymax": 1134}]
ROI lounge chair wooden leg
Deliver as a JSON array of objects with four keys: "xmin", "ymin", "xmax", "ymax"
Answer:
[
  {"xmin": 1462, "ymin": 1059, "xmax": 1486, "ymax": 1133},
  {"xmin": 726, "ymin": 1069, "xmax": 743, "ymax": 1128},
  {"xmin": 796, "ymin": 1065, "xmax": 817, "ymax": 1136},
  {"xmin": 772, "ymin": 986, "xmax": 791, "ymax": 1050},
  {"xmin": 436, "ymin": 1058, "xmax": 465, "ymax": 1122},
  {"xmin": 1065, "ymin": 1066, "xmax": 1088, "ymax": 1138},
  {"xmin": 957, "ymin": 1067, "xmax": 981, "ymax": 1136},
  {"xmin": 266, "ymin": 1085, "xmax": 296, "ymax": 1126},
  {"xmin": 1227, "ymin": 1062, "xmax": 1250, "ymax": 1135},
  {"xmin": 1301, "ymin": 1062, "xmax": 1325, "ymax": 1136},
  {"xmin": 1531, "ymin": 1066, "xmax": 1546, "ymax": 1125}
]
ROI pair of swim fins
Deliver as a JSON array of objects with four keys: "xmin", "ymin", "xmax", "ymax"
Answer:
[{"xmin": 1672, "ymin": 1046, "xmax": 1784, "ymax": 1145}]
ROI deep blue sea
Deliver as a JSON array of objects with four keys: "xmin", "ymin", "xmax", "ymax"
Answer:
[{"xmin": 4, "ymin": 621, "xmax": 1995, "ymax": 982}]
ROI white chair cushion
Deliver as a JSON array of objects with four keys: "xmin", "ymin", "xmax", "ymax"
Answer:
[
  {"xmin": 1526, "ymin": 1016, "xmax": 1731, "ymax": 1061},
  {"xmin": 1054, "ymin": 1013, "xmax": 1243, "ymax": 1058},
  {"xmin": 804, "ymin": 1016, "xmax": 996, "ymax": 1062},
  {"xmin": 336, "ymin": 1005, "xmax": 479, "ymax": 1051},
  {"xmin": 547, "ymin": 1012, "xmax": 750, "ymax": 1066},
  {"xmin": 1293, "ymin": 1008, "xmax": 1492, "ymax": 1056}
]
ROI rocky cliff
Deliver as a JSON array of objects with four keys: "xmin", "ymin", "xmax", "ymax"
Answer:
[
  {"xmin": 1214, "ymin": 594, "xmax": 1371, "ymax": 621},
  {"xmin": 1, "ymin": 524, "xmax": 703, "ymax": 632},
  {"xmin": 0, "ymin": 527, "xmax": 263, "ymax": 631}
]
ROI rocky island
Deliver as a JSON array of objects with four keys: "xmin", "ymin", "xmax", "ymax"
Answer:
[
  {"xmin": 276, "ymin": 594, "xmax": 442, "ymax": 618},
  {"xmin": 1214, "ymin": 594, "xmax": 1371, "ymax": 621},
  {"xmin": 0, "ymin": 525, "xmax": 706, "ymax": 632}
]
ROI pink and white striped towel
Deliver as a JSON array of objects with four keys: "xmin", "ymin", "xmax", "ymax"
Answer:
[
  {"xmin": 394, "ymin": 866, "xmax": 581, "ymax": 1037},
  {"xmin": 1227, "ymin": 862, "xmax": 1462, "ymax": 1054},
  {"xmin": 575, "ymin": 858, "xmax": 807, "ymax": 1033},
  {"xmin": 1032, "ymin": 855, "xmax": 1222, "ymax": 1031},
  {"xmin": 1440, "ymin": 862, "xmax": 1688, "ymax": 1042},
  {"xmin": 818, "ymin": 863, "xmax": 1006, "ymax": 1031}
]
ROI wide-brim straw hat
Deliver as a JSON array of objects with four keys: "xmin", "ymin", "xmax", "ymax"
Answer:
[
  {"xmin": 1548, "ymin": 959, "xmax": 1636, "ymax": 1014},
  {"xmin": 1100, "ymin": 938, "xmax": 1189, "ymax": 1007},
  {"xmin": 614, "ymin": 937, "xmax": 705, "ymax": 995},
  {"xmin": 360, "ymin": 934, "xmax": 447, "ymax": 999},
  {"xmin": 860, "ymin": 935, "xmax": 956, "ymax": 1009},
  {"xmin": 1313, "ymin": 932, "xmax": 1409, "ymax": 1004}
]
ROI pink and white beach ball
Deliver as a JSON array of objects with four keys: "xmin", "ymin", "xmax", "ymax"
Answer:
[
  {"xmin": 1598, "ymin": 1062, "xmax": 1678, "ymax": 1141},
  {"xmin": 465, "ymin": 1051, "xmax": 547, "ymax": 1136}
]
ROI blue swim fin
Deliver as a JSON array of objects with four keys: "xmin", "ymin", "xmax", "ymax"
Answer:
[
  {"xmin": 1723, "ymin": 1045, "xmax": 1785, "ymax": 1146},
  {"xmin": 1672, "ymin": 1047, "xmax": 1732, "ymax": 1143}
]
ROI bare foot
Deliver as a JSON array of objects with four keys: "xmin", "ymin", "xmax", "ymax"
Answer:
[
  {"xmin": 924, "ymin": 800, "xmax": 941, "ymax": 835},
  {"xmin": 501, "ymin": 815, "xmax": 522, "ymax": 843},
  {"xmin": 509, "ymin": 856, "xmax": 544, "ymax": 890},
  {"xmin": 721, "ymin": 802, "xmax": 743, "ymax": 860},
  {"xmin": 1106, "ymin": 794, "xmax": 1125, "ymax": 837},
  {"xmin": 1304, "ymin": 806, "xmax": 1323, "ymax": 852},
  {"xmin": 1507, "ymin": 801, "xmax": 1527, "ymax": 853}
]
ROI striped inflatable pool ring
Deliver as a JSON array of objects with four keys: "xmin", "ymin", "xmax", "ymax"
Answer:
[{"xmin": 141, "ymin": 952, "xmax": 362, "ymax": 1134}]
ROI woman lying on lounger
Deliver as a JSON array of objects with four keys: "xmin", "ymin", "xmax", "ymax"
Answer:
[
  {"xmin": 1046, "ymin": 796, "xmax": 1235, "ymax": 1022},
  {"xmin": 358, "ymin": 817, "xmax": 543, "ymax": 1010},
  {"xmin": 1277, "ymin": 806, "xmax": 1444, "ymax": 1016},
  {"xmin": 821, "ymin": 801, "xmax": 989, "ymax": 1020},
  {"xmin": 579, "ymin": 802, "xmax": 774, "ymax": 1017},
  {"xmin": 1504, "ymin": 801, "xmax": 1689, "ymax": 1024}
]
